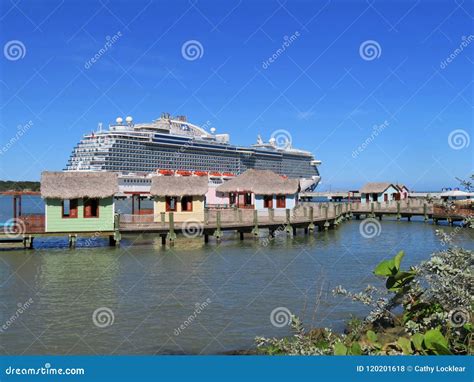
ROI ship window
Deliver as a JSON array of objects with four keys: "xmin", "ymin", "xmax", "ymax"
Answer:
[
  {"xmin": 276, "ymin": 195, "xmax": 286, "ymax": 208},
  {"xmin": 62, "ymin": 199, "xmax": 78, "ymax": 218},
  {"xmin": 166, "ymin": 196, "xmax": 177, "ymax": 212},
  {"xmin": 84, "ymin": 198, "xmax": 100, "ymax": 218},
  {"xmin": 264, "ymin": 195, "xmax": 273, "ymax": 208},
  {"xmin": 181, "ymin": 196, "xmax": 193, "ymax": 212}
]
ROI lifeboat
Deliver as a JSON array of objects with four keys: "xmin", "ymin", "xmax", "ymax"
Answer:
[
  {"xmin": 159, "ymin": 169, "xmax": 174, "ymax": 176},
  {"xmin": 223, "ymin": 172, "xmax": 234, "ymax": 177},
  {"xmin": 176, "ymin": 170, "xmax": 192, "ymax": 176},
  {"xmin": 280, "ymin": 175, "xmax": 288, "ymax": 179},
  {"xmin": 210, "ymin": 172, "xmax": 222, "ymax": 177},
  {"xmin": 193, "ymin": 171, "xmax": 208, "ymax": 177}
]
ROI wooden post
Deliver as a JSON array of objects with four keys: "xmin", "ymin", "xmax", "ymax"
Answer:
[
  {"xmin": 238, "ymin": 209, "xmax": 243, "ymax": 223},
  {"xmin": 214, "ymin": 210, "xmax": 222, "ymax": 241},
  {"xmin": 285, "ymin": 208, "xmax": 292, "ymax": 235},
  {"xmin": 324, "ymin": 205, "xmax": 329, "ymax": 230},
  {"xmin": 204, "ymin": 234, "xmax": 209, "ymax": 243},
  {"xmin": 269, "ymin": 208, "xmax": 274, "ymax": 222},
  {"xmin": 397, "ymin": 201, "xmax": 401, "ymax": 220},
  {"xmin": 308, "ymin": 206, "xmax": 315, "ymax": 232},
  {"xmin": 423, "ymin": 203, "xmax": 428, "ymax": 222},
  {"xmin": 114, "ymin": 214, "xmax": 121, "ymax": 246},
  {"xmin": 239, "ymin": 231, "xmax": 244, "ymax": 240},
  {"xmin": 161, "ymin": 212, "xmax": 166, "ymax": 226},
  {"xmin": 251, "ymin": 210, "xmax": 259, "ymax": 237},
  {"xmin": 68, "ymin": 234, "xmax": 77, "ymax": 249},
  {"xmin": 370, "ymin": 202, "xmax": 375, "ymax": 218},
  {"xmin": 167, "ymin": 212, "xmax": 176, "ymax": 243},
  {"xmin": 204, "ymin": 208, "xmax": 209, "ymax": 225},
  {"xmin": 161, "ymin": 234, "xmax": 167, "ymax": 246}
]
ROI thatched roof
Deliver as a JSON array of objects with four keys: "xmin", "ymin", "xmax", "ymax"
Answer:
[
  {"xmin": 216, "ymin": 169, "xmax": 299, "ymax": 195},
  {"xmin": 360, "ymin": 182, "xmax": 396, "ymax": 194},
  {"xmin": 396, "ymin": 184, "xmax": 409, "ymax": 191},
  {"xmin": 41, "ymin": 171, "xmax": 118, "ymax": 199},
  {"xmin": 150, "ymin": 176, "xmax": 208, "ymax": 197}
]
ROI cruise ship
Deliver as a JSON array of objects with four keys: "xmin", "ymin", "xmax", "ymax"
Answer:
[{"xmin": 65, "ymin": 113, "xmax": 322, "ymax": 191}]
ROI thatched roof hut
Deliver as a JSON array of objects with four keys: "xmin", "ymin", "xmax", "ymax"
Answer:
[
  {"xmin": 396, "ymin": 184, "xmax": 409, "ymax": 191},
  {"xmin": 150, "ymin": 176, "xmax": 208, "ymax": 197},
  {"xmin": 216, "ymin": 169, "xmax": 299, "ymax": 195},
  {"xmin": 359, "ymin": 182, "xmax": 396, "ymax": 194},
  {"xmin": 41, "ymin": 171, "xmax": 119, "ymax": 199}
]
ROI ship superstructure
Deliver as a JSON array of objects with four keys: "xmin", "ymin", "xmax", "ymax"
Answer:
[{"xmin": 65, "ymin": 113, "xmax": 321, "ymax": 191}]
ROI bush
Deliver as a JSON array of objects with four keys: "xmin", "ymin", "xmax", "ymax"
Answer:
[{"xmin": 256, "ymin": 247, "xmax": 473, "ymax": 355}]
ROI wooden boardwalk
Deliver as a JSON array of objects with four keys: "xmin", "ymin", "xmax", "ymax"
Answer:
[{"xmin": 1, "ymin": 200, "xmax": 472, "ymax": 249}]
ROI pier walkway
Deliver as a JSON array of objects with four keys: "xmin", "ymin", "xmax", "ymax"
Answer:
[{"xmin": 1, "ymin": 200, "xmax": 472, "ymax": 249}]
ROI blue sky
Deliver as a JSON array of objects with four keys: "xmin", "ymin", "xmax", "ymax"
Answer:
[{"xmin": 0, "ymin": 0, "xmax": 472, "ymax": 190}]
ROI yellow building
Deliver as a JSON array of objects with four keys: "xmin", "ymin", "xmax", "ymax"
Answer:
[{"xmin": 150, "ymin": 176, "xmax": 208, "ymax": 222}]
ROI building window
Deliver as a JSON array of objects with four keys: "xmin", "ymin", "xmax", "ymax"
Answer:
[
  {"xmin": 84, "ymin": 198, "xmax": 100, "ymax": 218},
  {"xmin": 181, "ymin": 196, "xmax": 193, "ymax": 212},
  {"xmin": 62, "ymin": 199, "xmax": 78, "ymax": 218},
  {"xmin": 263, "ymin": 195, "xmax": 273, "ymax": 208},
  {"xmin": 166, "ymin": 196, "xmax": 177, "ymax": 212},
  {"xmin": 276, "ymin": 195, "xmax": 286, "ymax": 208},
  {"xmin": 229, "ymin": 193, "xmax": 236, "ymax": 206}
]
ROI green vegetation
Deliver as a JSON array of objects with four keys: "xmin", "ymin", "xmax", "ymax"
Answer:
[
  {"xmin": 0, "ymin": 180, "xmax": 40, "ymax": 192},
  {"xmin": 256, "ymin": 247, "xmax": 473, "ymax": 355}
]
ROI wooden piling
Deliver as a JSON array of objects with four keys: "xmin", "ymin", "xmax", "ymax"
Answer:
[
  {"xmin": 167, "ymin": 212, "xmax": 176, "ymax": 243},
  {"xmin": 251, "ymin": 210, "xmax": 259, "ymax": 237},
  {"xmin": 214, "ymin": 210, "xmax": 222, "ymax": 241},
  {"xmin": 285, "ymin": 208, "xmax": 292, "ymax": 235}
]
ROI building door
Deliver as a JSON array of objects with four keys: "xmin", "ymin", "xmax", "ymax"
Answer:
[{"xmin": 384, "ymin": 194, "xmax": 388, "ymax": 202}]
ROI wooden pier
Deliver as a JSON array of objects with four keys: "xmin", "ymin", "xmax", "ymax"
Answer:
[{"xmin": 1, "ymin": 200, "xmax": 471, "ymax": 249}]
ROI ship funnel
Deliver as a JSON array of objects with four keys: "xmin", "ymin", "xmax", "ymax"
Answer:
[{"xmin": 116, "ymin": 117, "xmax": 123, "ymax": 125}]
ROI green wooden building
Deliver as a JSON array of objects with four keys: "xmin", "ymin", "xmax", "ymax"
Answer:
[{"xmin": 41, "ymin": 171, "xmax": 118, "ymax": 233}]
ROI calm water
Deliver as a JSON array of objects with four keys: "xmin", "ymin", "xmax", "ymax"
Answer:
[{"xmin": 1, "ymin": 214, "xmax": 472, "ymax": 355}]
